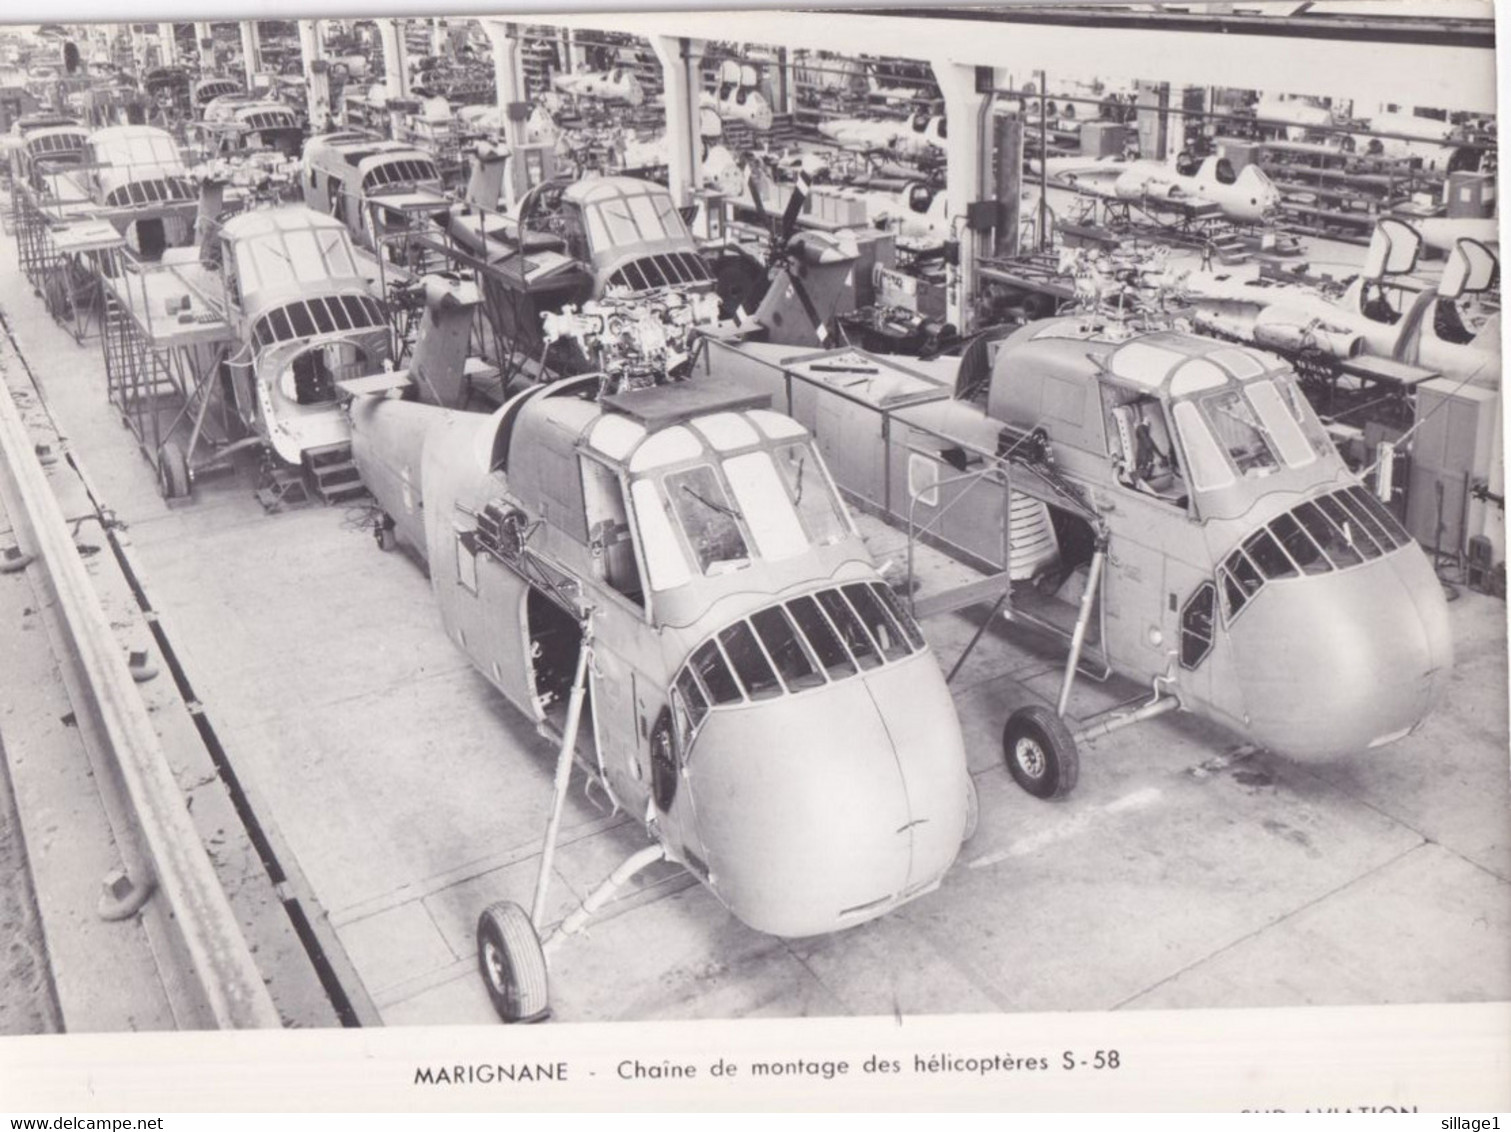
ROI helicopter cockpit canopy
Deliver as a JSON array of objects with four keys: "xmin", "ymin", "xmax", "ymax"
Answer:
[
  {"xmin": 568, "ymin": 177, "xmax": 697, "ymax": 263},
  {"xmin": 583, "ymin": 406, "xmax": 853, "ymax": 595},
  {"xmin": 223, "ymin": 208, "xmax": 366, "ymax": 299},
  {"xmin": 1100, "ymin": 335, "xmax": 1338, "ymax": 515}
]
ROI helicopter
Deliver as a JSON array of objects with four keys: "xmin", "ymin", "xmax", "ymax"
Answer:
[
  {"xmin": 705, "ymin": 291, "xmax": 1454, "ymax": 799},
  {"xmin": 300, "ymin": 130, "xmax": 451, "ymax": 255},
  {"xmin": 342, "ymin": 293, "xmax": 974, "ymax": 1023}
]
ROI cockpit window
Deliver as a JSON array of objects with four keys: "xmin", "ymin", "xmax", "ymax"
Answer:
[
  {"xmin": 842, "ymin": 583, "xmax": 911, "ymax": 662},
  {"xmin": 1314, "ymin": 493, "xmax": 1383, "ymax": 560},
  {"xmin": 723, "ymin": 450, "xmax": 808, "ymax": 561},
  {"xmin": 666, "ymin": 464, "xmax": 751, "ymax": 574},
  {"xmin": 691, "ymin": 640, "xmax": 742, "ymax": 704},
  {"xmin": 1172, "ymin": 401, "xmax": 1236, "ymax": 492},
  {"xmin": 786, "ymin": 595, "xmax": 858, "ymax": 680},
  {"xmin": 582, "ymin": 186, "xmax": 690, "ymax": 255},
  {"xmin": 1241, "ymin": 527, "xmax": 1299, "ymax": 581},
  {"xmin": 670, "ymin": 582, "xmax": 927, "ymax": 739},
  {"xmin": 631, "ymin": 438, "xmax": 853, "ymax": 585},
  {"xmin": 1294, "ymin": 500, "xmax": 1364, "ymax": 568},
  {"xmin": 718, "ymin": 622, "xmax": 782, "ymax": 701},
  {"xmin": 1268, "ymin": 512, "xmax": 1333, "ymax": 575},
  {"xmin": 1245, "ymin": 380, "xmax": 1317, "ymax": 469},
  {"xmin": 770, "ymin": 442, "xmax": 850, "ymax": 547},
  {"xmin": 1199, "ymin": 389, "xmax": 1279, "ymax": 477},
  {"xmin": 1215, "ymin": 485, "xmax": 1413, "ymax": 623},
  {"xmin": 817, "ymin": 589, "xmax": 883, "ymax": 670},
  {"xmin": 751, "ymin": 606, "xmax": 825, "ymax": 691},
  {"xmin": 675, "ymin": 668, "xmax": 709, "ymax": 731}
]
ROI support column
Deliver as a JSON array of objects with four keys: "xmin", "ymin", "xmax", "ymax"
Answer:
[
  {"xmin": 931, "ymin": 58, "xmax": 992, "ymax": 333},
  {"xmin": 299, "ymin": 19, "xmax": 331, "ymax": 129},
  {"xmin": 159, "ymin": 23, "xmax": 178, "ymax": 68},
  {"xmin": 481, "ymin": 19, "xmax": 526, "ymax": 150},
  {"xmin": 129, "ymin": 24, "xmax": 148, "ymax": 74},
  {"xmin": 651, "ymin": 35, "xmax": 705, "ymax": 207},
  {"xmin": 240, "ymin": 21, "xmax": 260, "ymax": 89},
  {"xmin": 377, "ymin": 18, "xmax": 409, "ymax": 103},
  {"xmin": 774, "ymin": 47, "xmax": 792, "ymax": 115},
  {"xmin": 194, "ymin": 22, "xmax": 213, "ymax": 71}
]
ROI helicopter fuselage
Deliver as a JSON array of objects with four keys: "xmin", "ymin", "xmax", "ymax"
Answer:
[
  {"xmin": 706, "ymin": 319, "xmax": 1453, "ymax": 764},
  {"xmin": 348, "ymin": 372, "xmax": 970, "ymax": 937}
]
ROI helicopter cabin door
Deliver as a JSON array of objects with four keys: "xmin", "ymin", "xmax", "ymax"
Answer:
[{"xmin": 577, "ymin": 454, "xmax": 656, "ymax": 818}]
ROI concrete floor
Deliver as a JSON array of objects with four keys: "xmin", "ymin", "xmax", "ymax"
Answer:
[{"xmin": 0, "ymin": 233, "xmax": 1507, "ymax": 1029}]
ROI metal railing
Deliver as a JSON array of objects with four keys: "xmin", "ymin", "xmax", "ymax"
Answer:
[{"xmin": 0, "ymin": 372, "xmax": 281, "ymax": 1029}]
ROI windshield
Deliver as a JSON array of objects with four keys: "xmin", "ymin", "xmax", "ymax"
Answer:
[
  {"xmin": 666, "ymin": 463, "xmax": 751, "ymax": 574},
  {"xmin": 95, "ymin": 132, "xmax": 180, "ymax": 170},
  {"xmin": 361, "ymin": 157, "xmax": 439, "ymax": 192},
  {"xmin": 583, "ymin": 188, "xmax": 689, "ymax": 254},
  {"xmin": 629, "ymin": 440, "xmax": 853, "ymax": 590},
  {"xmin": 239, "ymin": 227, "xmax": 360, "ymax": 291},
  {"xmin": 1171, "ymin": 373, "xmax": 1339, "ymax": 492},
  {"xmin": 769, "ymin": 441, "xmax": 849, "ymax": 547},
  {"xmin": 1244, "ymin": 379, "xmax": 1319, "ymax": 468},
  {"xmin": 1196, "ymin": 389, "xmax": 1279, "ymax": 477}
]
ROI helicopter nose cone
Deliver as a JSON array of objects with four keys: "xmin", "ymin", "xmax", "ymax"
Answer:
[
  {"xmin": 1230, "ymin": 544, "xmax": 1452, "ymax": 760},
  {"xmin": 686, "ymin": 656, "xmax": 968, "ymax": 938}
]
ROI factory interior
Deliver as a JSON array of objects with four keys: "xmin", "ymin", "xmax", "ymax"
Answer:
[{"xmin": 0, "ymin": 4, "xmax": 1505, "ymax": 1043}]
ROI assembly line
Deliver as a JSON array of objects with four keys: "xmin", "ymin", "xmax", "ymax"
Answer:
[{"xmin": 0, "ymin": 5, "xmax": 1505, "ymax": 1033}]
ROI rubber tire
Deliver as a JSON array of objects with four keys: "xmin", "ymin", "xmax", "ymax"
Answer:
[
  {"xmin": 963, "ymin": 774, "xmax": 980, "ymax": 842},
  {"xmin": 476, "ymin": 901, "xmax": 550, "ymax": 1024},
  {"xmin": 157, "ymin": 442, "xmax": 190, "ymax": 500},
  {"xmin": 374, "ymin": 516, "xmax": 395, "ymax": 552},
  {"xmin": 1002, "ymin": 705, "xmax": 1080, "ymax": 801}
]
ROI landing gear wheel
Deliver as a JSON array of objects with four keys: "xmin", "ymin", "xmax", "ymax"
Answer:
[
  {"xmin": 373, "ymin": 514, "xmax": 395, "ymax": 552},
  {"xmin": 477, "ymin": 901, "xmax": 549, "ymax": 1023},
  {"xmin": 963, "ymin": 774, "xmax": 980, "ymax": 842},
  {"xmin": 1002, "ymin": 705, "xmax": 1079, "ymax": 800},
  {"xmin": 157, "ymin": 441, "xmax": 190, "ymax": 500}
]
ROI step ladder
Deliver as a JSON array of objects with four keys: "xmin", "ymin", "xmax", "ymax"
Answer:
[{"xmin": 306, "ymin": 445, "xmax": 367, "ymax": 504}]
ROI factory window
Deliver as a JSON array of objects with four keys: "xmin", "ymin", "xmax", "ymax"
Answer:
[
  {"xmin": 665, "ymin": 464, "xmax": 751, "ymax": 574},
  {"xmin": 1179, "ymin": 582, "xmax": 1216, "ymax": 670}
]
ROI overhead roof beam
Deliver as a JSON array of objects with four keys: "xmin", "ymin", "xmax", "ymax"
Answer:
[{"xmin": 522, "ymin": 8, "xmax": 1496, "ymax": 112}]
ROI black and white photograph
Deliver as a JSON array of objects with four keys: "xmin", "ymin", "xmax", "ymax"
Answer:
[{"xmin": 0, "ymin": 0, "xmax": 1505, "ymax": 1112}]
